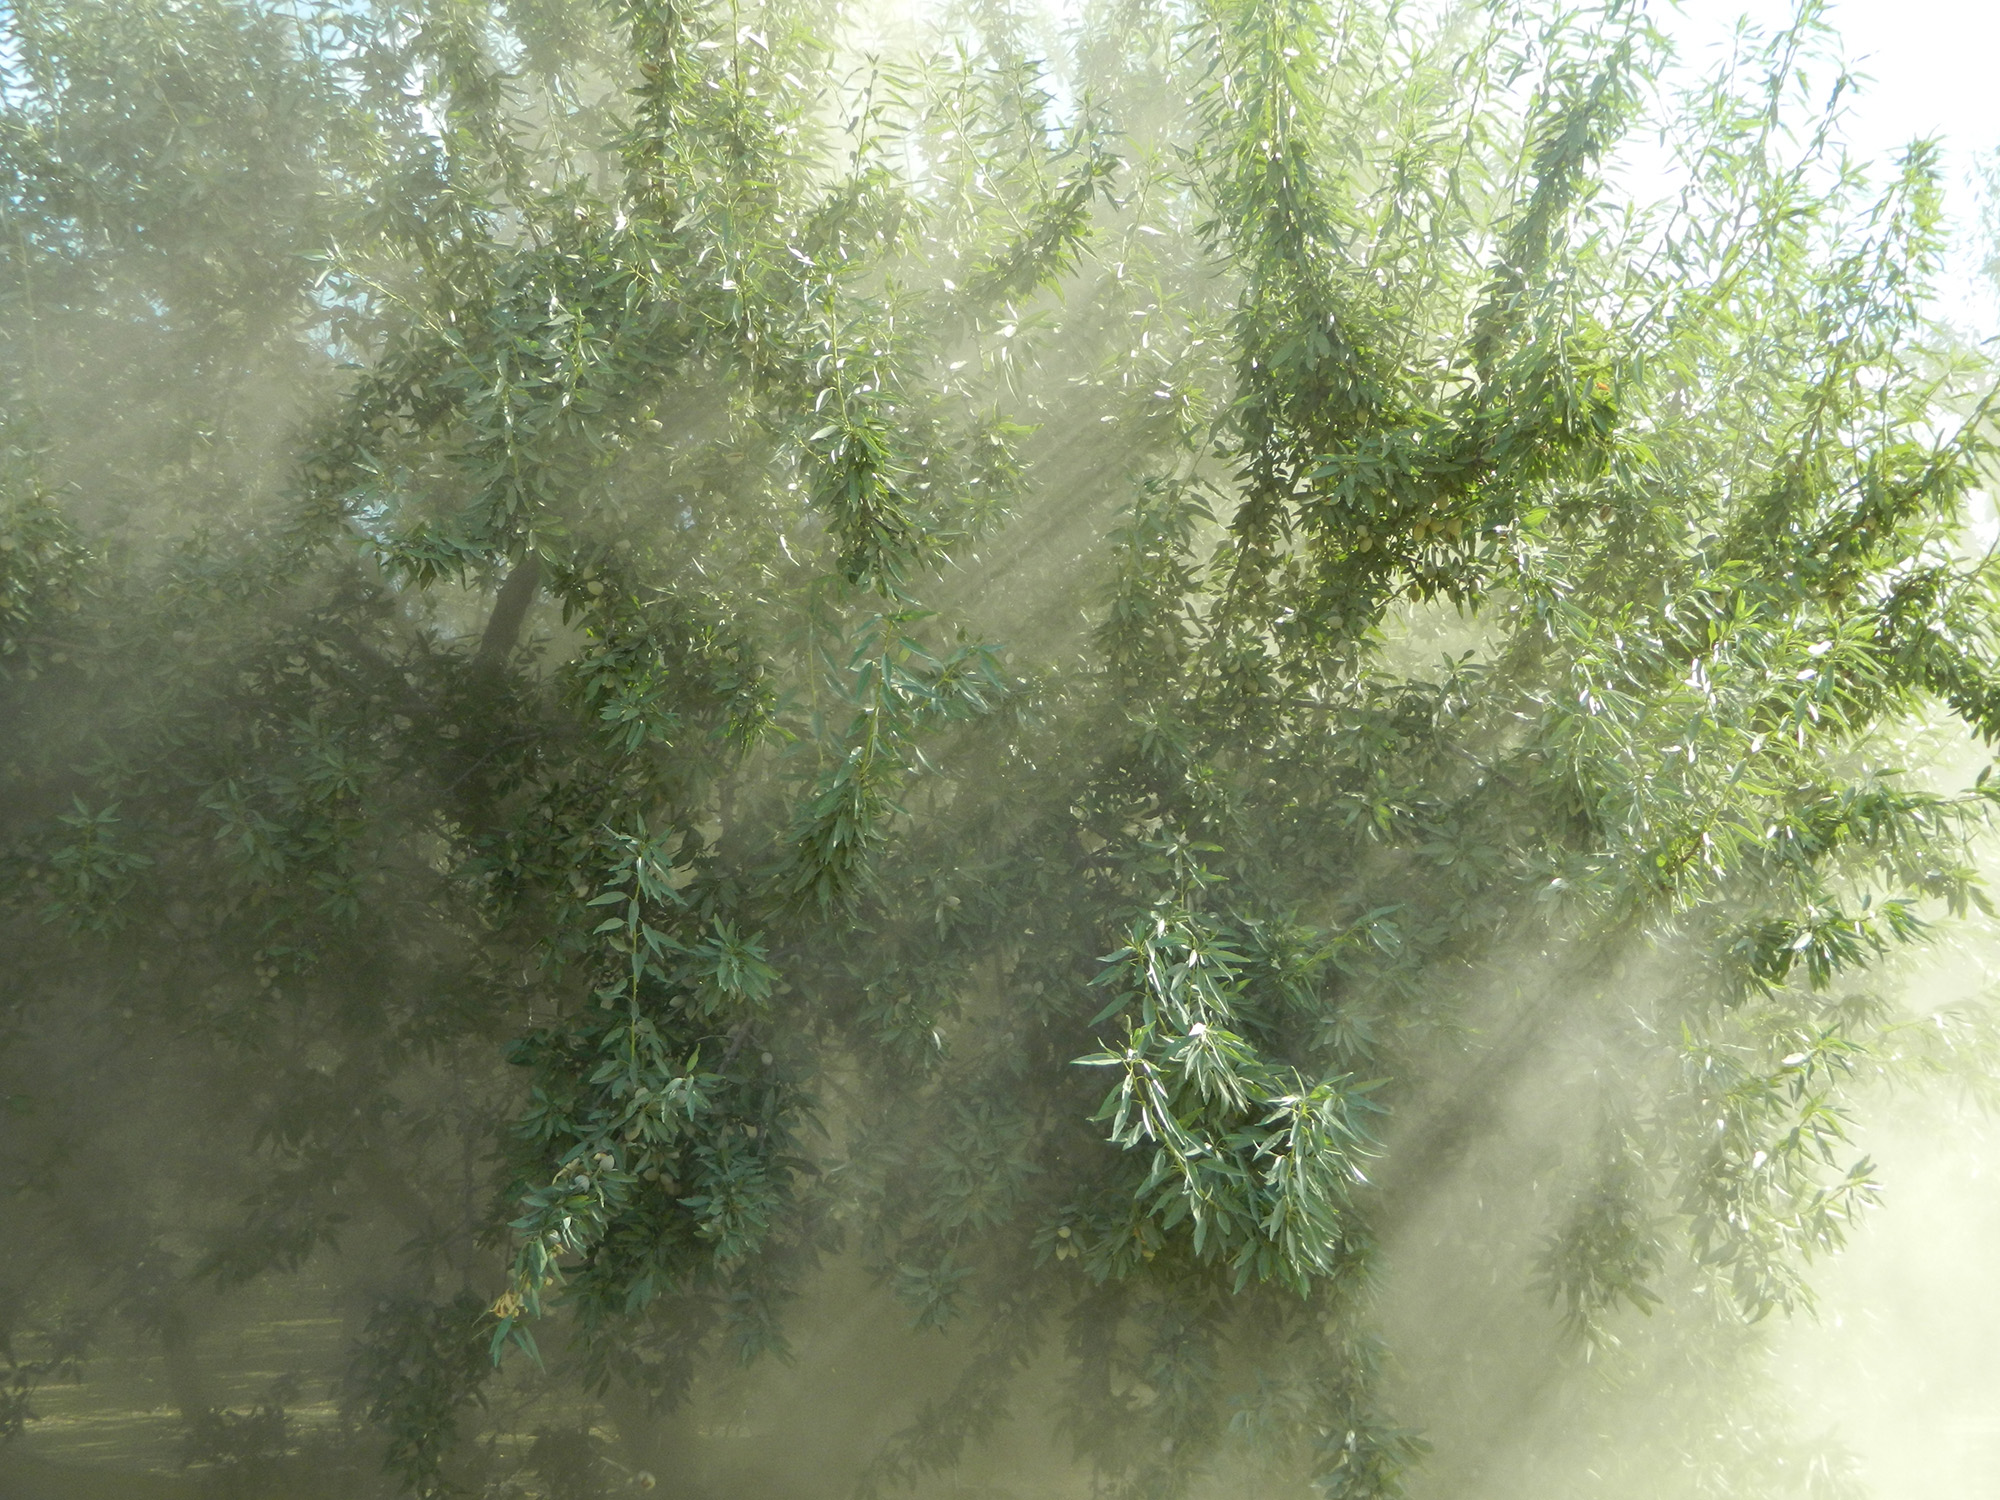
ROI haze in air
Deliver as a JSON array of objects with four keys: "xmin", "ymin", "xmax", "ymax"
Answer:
[{"xmin": 2, "ymin": 0, "xmax": 1998, "ymax": 1497}]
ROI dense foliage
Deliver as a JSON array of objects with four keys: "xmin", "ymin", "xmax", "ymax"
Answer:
[{"xmin": 2, "ymin": 0, "xmax": 1996, "ymax": 1496}]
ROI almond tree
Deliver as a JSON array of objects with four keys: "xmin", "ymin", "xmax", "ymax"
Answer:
[{"xmin": 1, "ymin": 1, "xmax": 1993, "ymax": 1497}]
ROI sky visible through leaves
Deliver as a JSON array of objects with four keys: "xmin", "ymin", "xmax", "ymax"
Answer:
[
  {"xmin": 1654, "ymin": 5, "xmax": 2000, "ymax": 1490},
  {"xmin": 1663, "ymin": 0, "xmax": 2000, "ymax": 333}
]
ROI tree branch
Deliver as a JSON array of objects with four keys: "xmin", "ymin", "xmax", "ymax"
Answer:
[{"xmin": 477, "ymin": 553, "xmax": 542, "ymax": 668}]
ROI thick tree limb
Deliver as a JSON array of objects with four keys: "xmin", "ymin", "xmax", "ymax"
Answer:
[{"xmin": 476, "ymin": 553, "xmax": 542, "ymax": 668}]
